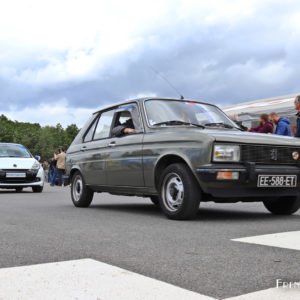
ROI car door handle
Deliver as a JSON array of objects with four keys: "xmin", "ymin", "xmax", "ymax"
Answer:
[
  {"xmin": 81, "ymin": 146, "xmax": 87, "ymax": 151},
  {"xmin": 108, "ymin": 141, "xmax": 116, "ymax": 147}
]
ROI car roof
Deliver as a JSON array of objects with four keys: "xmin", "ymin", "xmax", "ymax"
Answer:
[{"xmin": 93, "ymin": 97, "xmax": 218, "ymax": 115}]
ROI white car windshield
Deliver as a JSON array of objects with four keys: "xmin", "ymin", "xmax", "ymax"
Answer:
[
  {"xmin": 145, "ymin": 99, "xmax": 239, "ymax": 129},
  {"xmin": 0, "ymin": 144, "xmax": 32, "ymax": 158}
]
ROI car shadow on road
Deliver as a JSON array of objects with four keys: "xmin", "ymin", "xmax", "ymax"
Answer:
[
  {"xmin": 90, "ymin": 202, "xmax": 300, "ymax": 221},
  {"xmin": 195, "ymin": 206, "xmax": 300, "ymax": 221},
  {"xmin": 91, "ymin": 202, "xmax": 163, "ymax": 217}
]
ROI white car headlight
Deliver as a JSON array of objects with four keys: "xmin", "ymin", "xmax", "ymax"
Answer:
[
  {"xmin": 31, "ymin": 161, "xmax": 41, "ymax": 170},
  {"xmin": 213, "ymin": 144, "xmax": 240, "ymax": 162}
]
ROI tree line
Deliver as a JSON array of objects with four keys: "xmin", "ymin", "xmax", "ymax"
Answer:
[{"xmin": 0, "ymin": 114, "xmax": 80, "ymax": 161}]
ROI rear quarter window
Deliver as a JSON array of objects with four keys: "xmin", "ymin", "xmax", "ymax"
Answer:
[{"xmin": 93, "ymin": 110, "xmax": 115, "ymax": 140}]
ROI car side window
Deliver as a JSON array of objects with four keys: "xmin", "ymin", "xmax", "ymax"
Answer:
[
  {"xmin": 83, "ymin": 117, "xmax": 98, "ymax": 143},
  {"xmin": 93, "ymin": 109, "xmax": 115, "ymax": 140},
  {"xmin": 114, "ymin": 111, "xmax": 135, "ymax": 128},
  {"xmin": 112, "ymin": 103, "xmax": 142, "ymax": 133}
]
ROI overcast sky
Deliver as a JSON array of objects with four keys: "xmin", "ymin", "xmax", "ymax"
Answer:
[{"xmin": 1, "ymin": 0, "xmax": 300, "ymax": 127}]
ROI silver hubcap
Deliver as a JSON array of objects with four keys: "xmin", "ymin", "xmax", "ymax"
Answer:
[
  {"xmin": 72, "ymin": 175, "xmax": 83, "ymax": 202},
  {"xmin": 162, "ymin": 172, "xmax": 184, "ymax": 212}
]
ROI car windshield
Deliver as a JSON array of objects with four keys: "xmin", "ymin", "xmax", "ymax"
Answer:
[
  {"xmin": 144, "ymin": 99, "xmax": 239, "ymax": 129},
  {"xmin": 0, "ymin": 144, "xmax": 32, "ymax": 158}
]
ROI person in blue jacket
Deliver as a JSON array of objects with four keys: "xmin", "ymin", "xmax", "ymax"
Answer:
[{"xmin": 269, "ymin": 112, "xmax": 291, "ymax": 136}]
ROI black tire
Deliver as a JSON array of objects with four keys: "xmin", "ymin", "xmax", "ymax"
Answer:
[
  {"xmin": 150, "ymin": 196, "xmax": 160, "ymax": 206},
  {"xmin": 71, "ymin": 171, "xmax": 94, "ymax": 207},
  {"xmin": 32, "ymin": 186, "xmax": 43, "ymax": 193},
  {"xmin": 158, "ymin": 163, "xmax": 201, "ymax": 220},
  {"xmin": 15, "ymin": 187, "xmax": 23, "ymax": 192},
  {"xmin": 263, "ymin": 196, "xmax": 300, "ymax": 215}
]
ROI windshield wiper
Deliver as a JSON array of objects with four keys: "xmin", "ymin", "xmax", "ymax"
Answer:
[
  {"xmin": 153, "ymin": 120, "xmax": 205, "ymax": 129},
  {"xmin": 204, "ymin": 122, "xmax": 235, "ymax": 129}
]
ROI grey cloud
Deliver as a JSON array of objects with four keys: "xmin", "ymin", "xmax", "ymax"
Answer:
[{"xmin": 1, "ymin": 4, "xmax": 300, "ymax": 114}]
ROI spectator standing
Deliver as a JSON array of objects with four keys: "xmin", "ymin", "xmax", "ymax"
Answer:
[
  {"xmin": 42, "ymin": 161, "xmax": 49, "ymax": 182},
  {"xmin": 248, "ymin": 113, "xmax": 273, "ymax": 134},
  {"xmin": 49, "ymin": 156, "xmax": 58, "ymax": 186},
  {"xmin": 294, "ymin": 95, "xmax": 300, "ymax": 137},
  {"xmin": 269, "ymin": 112, "xmax": 291, "ymax": 136},
  {"xmin": 54, "ymin": 147, "xmax": 66, "ymax": 186}
]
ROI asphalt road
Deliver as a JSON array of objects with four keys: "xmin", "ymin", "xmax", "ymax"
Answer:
[{"xmin": 0, "ymin": 184, "xmax": 300, "ymax": 299}]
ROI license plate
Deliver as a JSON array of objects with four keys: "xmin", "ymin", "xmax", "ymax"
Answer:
[
  {"xmin": 257, "ymin": 175, "xmax": 297, "ymax": 187},
  {"xmin": 6, "ymin": 173, "xmax": 26, "ymax": 178}
]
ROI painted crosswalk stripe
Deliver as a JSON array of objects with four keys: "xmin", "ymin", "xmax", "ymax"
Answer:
[
  {"xmin": 0, "ymin": 259, "xmax": 216, "ymax": 300},
  {"xmin": 231, "ymin": 230, "xmax": 300, "ymax": 251},
  {"xmin": 224, "ymin": 284, "xmax": 300, "ymax": 300}
]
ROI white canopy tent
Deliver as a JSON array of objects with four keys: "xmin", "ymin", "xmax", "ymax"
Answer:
[{"xmin": 222, "ymin": 93, "xmax": 299, "ymax": 132}]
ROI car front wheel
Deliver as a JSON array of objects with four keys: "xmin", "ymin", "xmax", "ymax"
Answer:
[
  {"xmin": 32, "ymin": 186, "xmax": 43, "ymax": 193},
  {"xmin": 150, "ymin": 196, "xmax": 160, "ymax": 206},
  {"xmin": 71, "ymin": 171, "xmax": 94, "ymax": 207},
  {"xmin": 158, "ymin": 163, "xmax": 201, "ymax": 220},
  {"xmin": 263, "ymin": 196, "xmax": 300, "ymax": 215}
]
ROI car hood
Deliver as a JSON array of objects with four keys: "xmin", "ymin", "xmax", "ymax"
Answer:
[
  {"xmin": 204, "ymin": 129, "xmax": 300, "ymax": 146},
  {"xmin": 0, "ymin": 157, "xmax": 36, "ymax": 169}
]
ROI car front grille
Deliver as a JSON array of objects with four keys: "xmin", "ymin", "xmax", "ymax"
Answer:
[
  {"xmin": 240, "ymin": 144, "xmax": 300, "ymax": 165},
  {"xmin": 0, "ymin": 169, "xmax": 38, "ymax": 183}
]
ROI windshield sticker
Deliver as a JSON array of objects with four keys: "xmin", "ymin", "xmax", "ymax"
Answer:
[{"xmin": 183, "ymin": 101, "xmax": 196, "ymax": 105}]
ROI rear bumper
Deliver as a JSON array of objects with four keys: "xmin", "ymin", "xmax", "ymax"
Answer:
[{"xmin": 197, "ymin": 163, "xmax": 300, "ymax": 198}]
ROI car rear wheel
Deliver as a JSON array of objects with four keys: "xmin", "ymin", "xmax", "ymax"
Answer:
[
  {"xmin": 32, "ymin": 186, "xmax": 43, "ymax": 193},
  {"xmin": 263, "ymin": 196, "xmax": 300, "ymax": 215},
  {"xmin": 158, "ymin": 163, "xmax": 201, "ymax": 220},
  {"xmin": 71, "ymin": 171, "xmax": 94, "ymax": 207}
]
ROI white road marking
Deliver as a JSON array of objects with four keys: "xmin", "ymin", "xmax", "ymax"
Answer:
[
  {"xmin": 232, "ymin": 231, "xmax": 300, "ymax": 251},
  {"xmin": 228, "ymin": 231, "xmax": 300, "ymax": 299},
  {"xmin": 0, "ymin": 259, "xmax": 215, "ymax": 300},
  {"xmin": 224, "ymin": 284, "xmax": 300, "ymax": 300}
]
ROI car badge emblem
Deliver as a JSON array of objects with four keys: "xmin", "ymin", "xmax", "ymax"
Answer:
[
  {"xmin": 270, "ymin": 149, "xmax": 278, "ymax": 161},
  {"xmin": 13, "ymin": 164, "xmax": 17, "ymax": 167},
  {"xmin": 292, "ymin": 151, "xmax": 299, "ymax": 161}
]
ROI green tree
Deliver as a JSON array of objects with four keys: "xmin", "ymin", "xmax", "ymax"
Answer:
[{"xmin": 0, "ymin": 115, "xmax": 80, "ymax": 161}]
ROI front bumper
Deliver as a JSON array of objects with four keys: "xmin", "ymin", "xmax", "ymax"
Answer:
[
  {"xmin": 0, "ymin": 180, "xmax": 44, "ymax": 189},
  {"xmin": 197, "ymin": 163, "xmax": 300, "ymax": 198},
  {"xmin": 0, "ymin": 168, "xmax": 44, "ymax": 189}
]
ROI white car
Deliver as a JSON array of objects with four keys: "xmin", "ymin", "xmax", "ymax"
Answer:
[{"xmin": 0, "ymin": 143, "xmax": 44, "ymax": 192}]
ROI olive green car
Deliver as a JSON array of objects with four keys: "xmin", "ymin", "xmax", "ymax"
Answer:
[{"xmin": 65, "ymin": 98, "xmax": 300, "ymax": 220}]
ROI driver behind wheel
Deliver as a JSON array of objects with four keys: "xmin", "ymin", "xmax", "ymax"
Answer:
[{"xmin": 112, "ymin": 118, "xmax": 136, "ymax": 137}]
